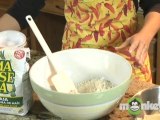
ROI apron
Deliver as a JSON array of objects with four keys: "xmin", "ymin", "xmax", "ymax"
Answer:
[{"xmin": 62, "ymin": 0, "xmax": 152, "ymax": 82}]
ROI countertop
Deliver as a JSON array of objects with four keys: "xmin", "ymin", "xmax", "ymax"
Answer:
[{"xmin": 0, "ymin": 50, "xmax": 155, "ymax": 120}]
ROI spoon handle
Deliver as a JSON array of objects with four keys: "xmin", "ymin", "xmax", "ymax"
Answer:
[
  {"xmin": 26, "ymin": 15, "xmax": 54, "ymax": 69},
  {"xmin": 26, "ymin": 15, "xmax": 78, "ymax": 94}
]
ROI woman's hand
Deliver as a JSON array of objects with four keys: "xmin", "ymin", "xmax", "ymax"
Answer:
[
  {"xmin": 117, "ymin": 11, "xmax": 160, "ymax": 65},
  {"xmin": 116, "ymin": 32, "xmax": 152, "ymax": 65}
]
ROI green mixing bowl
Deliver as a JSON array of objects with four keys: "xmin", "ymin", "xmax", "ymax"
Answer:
[{"xmin": 29, "ymin": 48, "xmax": 132, "ymax": 106}]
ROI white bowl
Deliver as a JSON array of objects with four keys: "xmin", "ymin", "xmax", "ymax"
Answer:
[
  {"xmin": 40, "ymin": 95, "xmax": 122, "ymax": 120},
  {"xmin": 30, "ymin": 48, "xmax": 132, "ymax": 106},
  {"xmin": 29, "ymin": 48, "xmax": 132, "ymax": 119}
]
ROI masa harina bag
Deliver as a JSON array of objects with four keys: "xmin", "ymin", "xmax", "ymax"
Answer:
[{"xmin": 0, "ymin": 48, "xmax": 32, "ymax": 116}]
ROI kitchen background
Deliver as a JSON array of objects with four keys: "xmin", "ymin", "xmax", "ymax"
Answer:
[{"xmin": 0, "ymin": 0, "xmax": 160, "ymax": 84}]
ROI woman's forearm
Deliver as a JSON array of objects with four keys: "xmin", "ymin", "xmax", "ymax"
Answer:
[
  {"xmin": 139, "ymin": 11, "xmax": 160, "ymax": 39},
  {"xmin": 0, "ymin": 14, "xmax": 20, "ymax": 32}
]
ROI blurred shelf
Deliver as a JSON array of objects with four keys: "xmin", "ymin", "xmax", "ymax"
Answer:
[
  {"xmin": 0, "ymin": 0, "xmax": 64, "ymax": 16},
  {"xmin": 42, "ymin": 0, "xmax": 64, "ymax": 16}
]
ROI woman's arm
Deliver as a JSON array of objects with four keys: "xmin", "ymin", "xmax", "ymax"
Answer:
[
  {"xmin": 129, "ymin": 11, "xmax": 160, "ymax": 64},
  {"xmin": 0, "ymin": 14, "xmax": 20, "ymax": 31},
  {"xmin": 138, "ymin": 11, "xmax": 160, "ymax": 43},
  {"xmin": 117, "ymin": 1, "xmax": 160, "ymax": 65},
  {"xmin": 137, "ymin": 1, "xmax": 160, "ymax": 40},
  {"xmin": 0, "ymin": 0, "xmax": 45, "ymax": 31}
]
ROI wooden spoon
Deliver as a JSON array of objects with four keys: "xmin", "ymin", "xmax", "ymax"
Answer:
[{"xmin": 26, "ymin": 15, "xmax": 78, "ymax": 94}]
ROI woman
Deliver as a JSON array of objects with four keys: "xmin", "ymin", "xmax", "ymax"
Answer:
[{"xmin": 0, "ymin": 0, "xmax": 160, "ymax": 82}]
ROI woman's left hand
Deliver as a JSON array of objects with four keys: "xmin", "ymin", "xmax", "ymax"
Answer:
[{"xmin": 116, "ymin": 32, "xmax": 152, "ymax": 65}]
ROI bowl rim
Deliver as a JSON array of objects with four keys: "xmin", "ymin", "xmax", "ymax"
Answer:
[
  {"xmin": 40, "ymin": 94, "xmax": 123, "ymax": 108},
  {"xmin": 30, "ymin": 48, "xmax": 132, "ymax": 95},
  {"xmin": 133, "ymin": 85, "xmax": 160, "ymax": 97}
]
